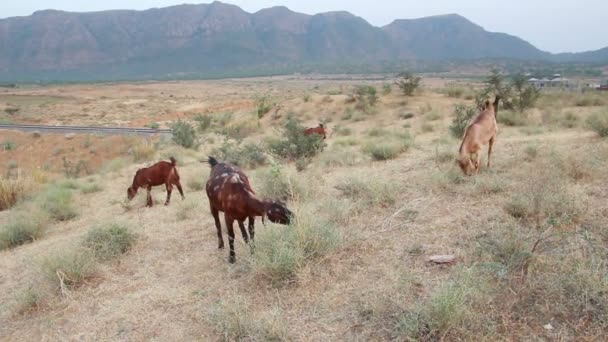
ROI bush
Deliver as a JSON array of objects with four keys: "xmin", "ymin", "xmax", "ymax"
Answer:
[
  {"xmin": 171, "ymin": 120, "xmax": 197, "ymax": 148},
  {"xmin": 575, "ymin": 94, "xmax": 604, "ymax": 107},
  {"xmin": 40, "ymin": 248, "xmax": 96, "ymax": 290},
  {"xmin": 497, "ymin": 110, "xmax": 529, "ymax": 127},
  {"xmin": 445, "ymin": 86, "xmax": 465, "ymax": 98},
  {"xmin": 252, "ymin": 209, "xmax": 341, "ymax": 285},
  {"xmin": 353, "ymin": 85, "xmax": 378, "ymax": 108},
  {"xmin": 255, "ymin": 94, "xmax": 273, "ymax": 119},
  {"xmin": 61, "ymin": 157, "xmax": 90, "ymax": 179},
  {"xmin": 395, "ymin": 72, "xmax": 421, "ymax": 96},
  {"xmin": 586, "ymin": 111, "xmax": 608, "ymax": 137},
  {"xmin": 82, "ymin": 224, "xmax": 135, "ymax": 261},
  {"xmin": 449, "ymin": 104, "xmax": 477, "ymax": 138},
  {"xmin": 211, "ymin": 139, "xmax": 267, "ymax": 169},
  {"xmin": 511, "ymin": 73, "xmax": 541, "ymax": 112},
  {"xmin": 193, "ymin": 114, "xmax": 212, "ymax": 132},
  {"xmin": 0, "ymin": 211, "xmax": 46, "ymax": 250},
  {"xmin": 0, "ymin": 177, "xmax": 32, "ymax": 211},
  {"xmin": 382, "ymin": 83, "xmax": 392, "ymax": 95},
  {"xmin": 2, "ymin": 140, "xmax": 16, "ymax": 151},
  {"xmin": 266, "ymin": 116, "xmax": 325, "ymax": 161},
  {"xmin": 37, "ymin": 185, "xmax": 78, "ymax": 221},
  {"xmin": 144, "ymin": 122, "xmax": 160, "ymax": 129}
]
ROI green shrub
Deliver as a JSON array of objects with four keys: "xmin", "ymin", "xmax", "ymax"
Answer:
[
  {"xmin": 193, "ymin": 114, "xmax": 212, "ymax": 132},
  {"xmin": 40, "ymin": 248, "xmax": 96, "ymax": 290},
  {"xmin": 575, "ymin": 94, "xmax": 604, "ymax": 107},
  {"xmin": 144, "ymin": 122, "xmax": 160, "ymax": 129},
  {"xmin": 445, "ymin": 86, "xmax": 464, "ymax": 98},
  {"xmin": 449, "ymin": 104, "xmax": 477, "ymax": 138},
  {"xmin": 0, "ymin": 211, "xmax": 46, "ymax": 250},
  {"xmin": 82, "ymin": 224, "xmax": 135, "ymax": 261},
  {"xmin": 382, "ymin": 83, "xmax": 392, "ymax": 95},
  {"xmin": 37, "ymin": 185, "xmax": 78, "ymax": 221},
  {"xmin": 255, "ymin": 162, "xmax": 300, "ymax": 201},
  {"xmin": 255, "ymin": 94, "xmax": 273, "ymax": 119},
  {"xmin": 395, "ymin": 72, "xmax": 421, "ymax": 96},
  {"xmin": 171, "ymin": 120, "xmax": 197, "ymax": 148},
  {"xmin": 266, "ymin": 116, "xmax": 325, "ymax": 161},
  {"xmin": 2, "ymin": 140, "xmax": 16, "ymax": 151},
  {"xmin": 586, "ymin": 111, "xmax": 608, "ymax": 137},
  {"xmin": 130, "ymin": 141, "xmax": 156, "ymax": 162},
  {"xmin": 362, "ymin": 134, "xmax": 412, "ymax": 161},
  {"xmin": 353, "ymin": 85, "xmax": 378, "ymax": 108},
  {"xmin": 211, "ymin": 139, "xmax": 267, "ymax": 169},
  {"xmin": 61, "ymin": 157, "xmax": 90, "ymax": 179}
]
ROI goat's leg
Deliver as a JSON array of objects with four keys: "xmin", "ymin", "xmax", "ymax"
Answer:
[
  {"xmin": 247, "ymin": 216, "xmax": 255, "ymax": 242},
  {"xmin": 175, "ymin": 180, "xmax": 185, "ymax": 200},
  {"xmin": 146, "ymin": 185, "xmax": 153, "ymax": 207},
  {"xmin": 238, "ymin": 220, "xmax": 249, "ymax": 244},
  {"xmin": 211, "ymin": 207, "xmax": 224, "ymax": 249},
  {"xmin": 225, "ymin": 216, "xmax": 237, "ymax": 263},
  {"xmin": 165, "ymin": 183, "xmax": 173, "ymax": 205},
  {"xmin": 474, "ymin": 153, "xmax": 481, "ymax": 175},
  {"xmin": 487, "ymin": 136, "xmax": 495, "ymax": 168}
]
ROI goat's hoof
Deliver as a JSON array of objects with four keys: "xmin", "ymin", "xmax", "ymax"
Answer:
[
  {"xmin": 218, "ymin": 243, "xmax": 224, "ymax": 249},
  {"xmin": 228, "ymin": 256, "xmax": 236, "ymax": 264}
]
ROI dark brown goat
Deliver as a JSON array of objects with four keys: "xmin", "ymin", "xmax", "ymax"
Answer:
[
  {"xmin": 205, "ymin": 156, "xmax": 292, "ymax": 263},
  {"xmin": 127, "ymin": 157, "xmax": 184, "ymax": 207},
  {"xmin": 304, "ymin": 124, "xmax": 327, "ymax": 139}
]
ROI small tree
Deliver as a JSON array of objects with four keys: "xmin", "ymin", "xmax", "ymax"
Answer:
[
  {"xmin": 511, "ymin": 73, "xmax": 540, "ymax": 112},
  {"xmin": 267, "ymin": 116, "xmax": 325, "ymax": 162},
  {"xmin": 171, "ymin": 120, "xmax": 197, "ymax": 149},
  {"xmin": 255, "ymin": 94, "xmax": 273, "ymax": 119},
  {"xmin": 449, "ymin": 105, "xmax": 477, "ymax": 138},
  {"xmin": 193, "ymin": 114, "xmax": 212, "ymax": 132},
  {"xmin": 395, "ymin": 72, "xmax": 421, "ymax": 96},
  {"xmin": 353, "ymin": 85, "xmax": 378, "ymax": 109}
]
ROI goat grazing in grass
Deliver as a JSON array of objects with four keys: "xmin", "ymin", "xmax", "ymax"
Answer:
[
  {"xmin": 127, "ymin": 157, "xmax": 184, "ymax": 207},
  {"xmin": 457, "ymin": 96, "xmax": 500, "ymax": 175},
  {"xmin": 304, "ymin": 123, "xmax": 327, "ymax": 139},
  {"xmin": 205, "ymin": 156, "xmax": 292, "ymax": 263}
]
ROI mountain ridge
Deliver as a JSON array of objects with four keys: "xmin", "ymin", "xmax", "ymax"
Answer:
[{"xmin": 0, "ymin": 1, "xmax": 606, "ymax": 81}]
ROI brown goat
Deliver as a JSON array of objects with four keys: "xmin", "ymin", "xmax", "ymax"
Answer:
[
  {"xmin": 304, "ymin": 124, "xmax": 327, "ymax": 139},
  {"xmin": 205, "ymin": 156, "xmax": 292, "ymax": 263},
  {"xmin": 457, "ymin": 96, "xmax": 500, "ymax": 175},
  {"xmin": 127, "ymin": 157, "xmax": 184, "ymax": 207}
]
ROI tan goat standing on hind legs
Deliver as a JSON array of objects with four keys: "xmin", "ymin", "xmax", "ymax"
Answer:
[{"xmin": 457, "ymin": 96, "xmax": 500, "ymax": 175}]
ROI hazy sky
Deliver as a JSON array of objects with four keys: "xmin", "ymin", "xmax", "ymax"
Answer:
[{"xmin": 2, "ymin": 1, "xmax": 606, "ymax": 53}]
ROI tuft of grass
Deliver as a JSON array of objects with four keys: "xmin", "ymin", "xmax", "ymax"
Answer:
[
  {"xmin": 187, "ymin": 177, "xmax": 204, "ymax": 191},
  {"xmin": 319, "ymin": 148, "xmax": 362, "ymax": 168},
  {"xmin": 420, "ymin": 122, "xmax": 434, "ymax": 133},
  {"xmin": 177, "ymin": 197, "xmax": 199, "ymax": 221},
  {"xmin": 524, "ymin": 144, "xmax": 538, "ymax": 161},
  {"xmin": 335, "ymin": 176, "xmax": 397, "ymax": 208},
  {"xmin": 363, "ymin": 133, "xmax": 413, "ymax": 161},
  {"xmin": 37, "ymin": 184, "xmax": 78, "ymax": 221},
  {"xmin": 82, "ymin": 224, "xmax": 135, "ymax": 261},
  {"xmin": 252, "ymin": 208, "xmax": 341, "ymax": 285},
  {"xmin": 40, "ymin": 248, "xmax": 96, "ymax": 290},
  {"xmin": 0, "ymin": 177, "xmax": 33, "ymax": 211},
  {"xmin": 130, "ymin": 141, "xmax": 156, "ymax": 162},
  {"xmin": 14, "ymin": 286, "xmax": 44, "ymax": 314},
  {"xmin": 574, "ymin": 94, "xmax": 605, "ymax": 107},
  {"xmin": 425, "ymin": 110, "xmax": 442, "ymax": 121},
  {"xmin": 586, "ymin": 110, "xmax": 608, "ymax": 137},
  {"xmin": 255, "ymin": 163, "xmax": 301, "ymax": 201},
  {"xmin": 0, "ymin": 210, "xmax": 46, "ymax": 250},
  {"xmin": 80, "ymin": 183, "xmax": 103, "ymax": 194},
  {"xmin": 208, "ymin": 296, "xmax": 288, "ymax": 341}
]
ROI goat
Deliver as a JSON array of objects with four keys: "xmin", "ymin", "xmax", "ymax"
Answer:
[
  {"xmin": 304, "ymin": 123, "xmax": 327, "ymax": 139},
  {"xmin": 205, "ymin": 156, "xmax": 292, "ymax": 263},
  {"xmin": 127, "ymin": 157, "xmax": 185, "ymax": 207},
  {"xmin": 457, "ymin": 96, "xmax": 500, "ymax": 175}
]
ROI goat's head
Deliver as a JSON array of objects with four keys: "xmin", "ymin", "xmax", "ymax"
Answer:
[
  {"xmin": 456, "ymin": 156, "xmax": 472, "ymax": 175},
  {"xmin": 265, "ymin": 200, "xmax": 293, "ymax": 225},
  {"xmin": 127, "ymin": 186, "xmax": 138, "ymax": 201}
]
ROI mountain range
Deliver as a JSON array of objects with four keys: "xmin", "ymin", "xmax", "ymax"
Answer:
[{"xmin": 0, "ymin": 1, "xmax": 606, "ymax": 81}]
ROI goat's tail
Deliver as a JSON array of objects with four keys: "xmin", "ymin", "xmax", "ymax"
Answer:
[
  {"xmin": 169, "ymin": 156, "xmax": 177, "ymax": 166},
  {"xmin": 208, "ymin": 156, "xmax": 219, "ymax": 167}
]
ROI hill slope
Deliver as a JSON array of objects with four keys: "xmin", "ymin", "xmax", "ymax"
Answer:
[{"xmin": 0, "ymin": 1, "xmax": 606, "ymax": 81}]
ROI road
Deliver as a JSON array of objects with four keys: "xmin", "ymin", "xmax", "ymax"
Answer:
[{"xmin": 0, "ymin": 123, "xmax": 172, "ymax": 136}]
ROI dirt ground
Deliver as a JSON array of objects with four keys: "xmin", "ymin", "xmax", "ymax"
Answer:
[{"xmin": 1, "ymin": 76, "xmax": 607, "ymax": 341}]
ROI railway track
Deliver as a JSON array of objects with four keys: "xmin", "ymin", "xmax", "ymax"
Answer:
[{"xmin": 0, "ymin": 123, "xmax": 172, "ymax": 136}]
